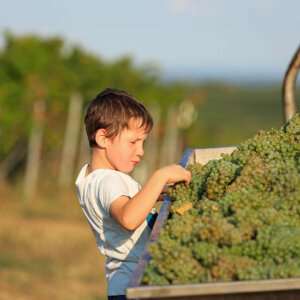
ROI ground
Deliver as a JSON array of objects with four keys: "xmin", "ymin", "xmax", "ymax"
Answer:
[{"xmin": 0, "ymin": 184, "xmax": 106, "ymax": 300}]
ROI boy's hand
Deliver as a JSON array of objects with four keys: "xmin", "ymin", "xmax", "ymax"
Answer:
[
  {"xmin": 110, "ymin": 164, "xmax": 191, "ymax": 231},
  {"xmin": 158, "ymin": 164, "xmax": 191, "ymax": 185}
]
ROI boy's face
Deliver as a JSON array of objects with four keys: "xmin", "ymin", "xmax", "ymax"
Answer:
[{"xmin": 105, "ymin": 118, "xmax": 148, "ymax": 173}]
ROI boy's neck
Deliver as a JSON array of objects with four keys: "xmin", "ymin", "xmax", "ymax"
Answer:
[{"xmin": 88, "ymin": 147, "xmax": 115, "ymax": 174}]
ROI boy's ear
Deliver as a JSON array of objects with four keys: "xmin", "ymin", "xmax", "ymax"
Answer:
[{"xmin": 95, "ymin": 129, "xmax": 109, "ymax": 148}]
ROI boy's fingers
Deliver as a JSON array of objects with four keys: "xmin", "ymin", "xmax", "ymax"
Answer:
[{"xmin": 185, "ymin": 170, "xmax": 192, "ymax": 184}]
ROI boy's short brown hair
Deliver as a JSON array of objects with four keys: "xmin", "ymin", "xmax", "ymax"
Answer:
[{"xmin": 84, "ymin": 88, "xmax": 153, "ymax": 147}]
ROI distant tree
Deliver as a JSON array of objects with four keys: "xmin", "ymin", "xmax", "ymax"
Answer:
[{"xmin": 0, "ymin": 32, "xmax": 182, "ymax": 183}]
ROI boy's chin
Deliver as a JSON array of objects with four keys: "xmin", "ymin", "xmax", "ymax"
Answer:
[
  {"xmin": 126, "ymin": 167, "xmax": 135, "ymax": 174},
  {"xmin": 118, "ymin": 165, "xmax": 135, "ymax": 174}
]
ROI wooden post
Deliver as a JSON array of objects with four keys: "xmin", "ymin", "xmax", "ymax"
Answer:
[
  {"xmin": 24, "ymin": 100, "xmax": 46, "ymax": 199},
  {"xmin": 59, "ymin": 93, "xmax": 83, "ymax": 187},
  {"xmin": 159, "ymin": 106, "xmax": 180, "ymax": 167},
  {"xmin": 77, "ymin": 123, "xmax": 90, "ymax": 171}
]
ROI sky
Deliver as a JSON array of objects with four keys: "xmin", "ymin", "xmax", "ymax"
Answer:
[{"xmin": 0, "ymin": 0, "xmax": 300, "ymax": 82}]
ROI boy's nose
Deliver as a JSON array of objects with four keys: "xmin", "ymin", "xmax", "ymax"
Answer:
[{"xmin": 137, "ymin": 145, "xmax": 144, "ymax": 157}]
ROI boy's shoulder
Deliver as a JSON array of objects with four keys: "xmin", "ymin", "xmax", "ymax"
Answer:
[
  {"xmin": 75, "ymin": 165, "xmax": 141, "ymax": 212},
  {"xmin": 76, "ymin": 164, "xmax": 139, "ymax": 188}
]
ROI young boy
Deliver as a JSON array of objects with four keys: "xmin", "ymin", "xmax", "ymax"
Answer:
[{"xmin": 75, "ymin": 88, "xmax": 191, "ymax": 299}]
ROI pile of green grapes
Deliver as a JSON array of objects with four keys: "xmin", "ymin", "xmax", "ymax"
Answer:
[{"xmin": 142, "ymin": 113, "xmax": 300, "ymax": 285}]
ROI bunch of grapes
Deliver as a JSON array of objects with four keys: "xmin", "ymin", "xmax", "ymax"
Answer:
[{"xmin": 142, "ymin": 113, "xmax": 300, "ymax": 285}]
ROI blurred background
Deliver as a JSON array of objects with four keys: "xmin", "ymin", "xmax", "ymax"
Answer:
[{"xmin": 0, "ymin": 1, "xmax": 299, "ymax": 299}]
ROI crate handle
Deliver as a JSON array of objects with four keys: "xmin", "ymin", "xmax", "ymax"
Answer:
[{"xmin": 282, "ymin": 45, "xmax": 300, "ymax": 123}]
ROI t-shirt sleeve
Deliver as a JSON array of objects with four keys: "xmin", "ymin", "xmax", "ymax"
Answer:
[{"xmin": 97, "ymin": 173, "xmax": 130, "ymax": 215}]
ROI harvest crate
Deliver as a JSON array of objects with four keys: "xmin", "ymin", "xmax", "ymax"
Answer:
[
  {"xmin": 126, "ymin": 147, "xmax": 300, "ymax": 300},
  {"xmin": 127, "ymin": 45, "xmax": 300, "ymax": 299}
]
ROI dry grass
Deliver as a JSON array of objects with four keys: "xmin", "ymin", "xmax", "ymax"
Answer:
[{"xmin": 0, "ymin": 183, "xmax": 107, "ymax": 300}]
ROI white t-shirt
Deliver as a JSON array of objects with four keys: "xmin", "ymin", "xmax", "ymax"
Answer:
[{"xmin": 75, "ymin": 164, "xmax": 154, "ymax": 295}]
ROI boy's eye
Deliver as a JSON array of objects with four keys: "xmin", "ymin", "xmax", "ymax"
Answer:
[{"xmin": 130, "ymin": 141, "xmax": 136, "ymax": 144}]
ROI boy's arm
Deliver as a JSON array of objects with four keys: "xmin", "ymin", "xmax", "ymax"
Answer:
[{"xmin": 110, "ymin": 165, "xmax": 191, "ymax": 231}]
